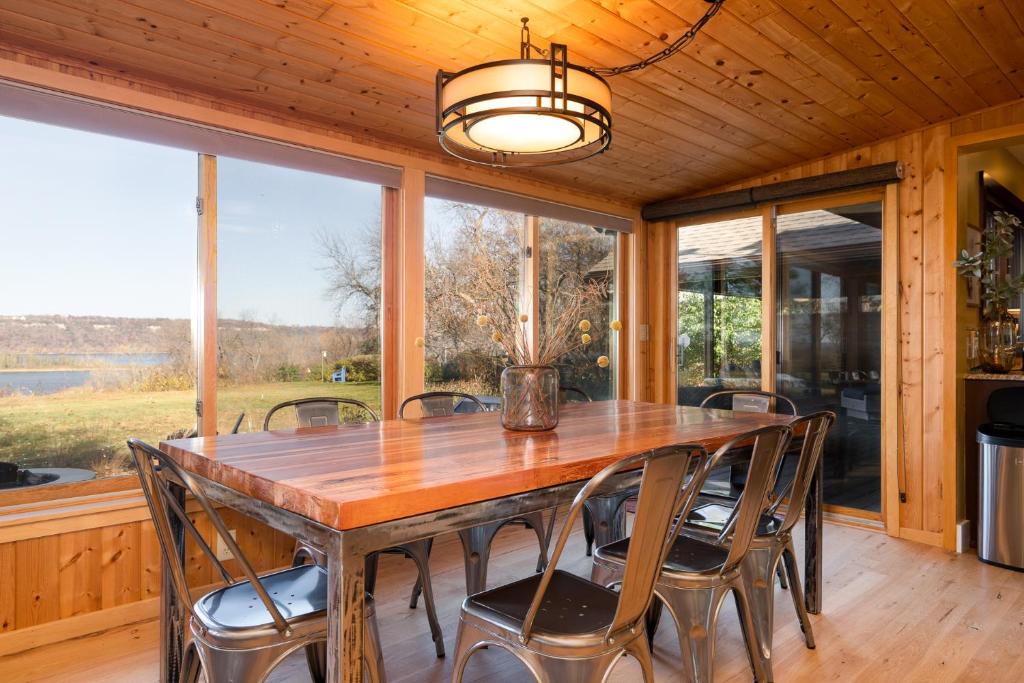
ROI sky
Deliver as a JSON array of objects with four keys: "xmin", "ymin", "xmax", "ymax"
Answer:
[{"xmin": 0, "ymin": 115, "xmax": 388, "ymax": 327}]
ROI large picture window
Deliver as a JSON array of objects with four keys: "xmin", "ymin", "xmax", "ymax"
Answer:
[
  {"xmin": 0, "ymin": 116, "xmax": 196, "ymax": 485},
  {"xmin": 216, "ymin": 157, "xmax": 383, "ymax": 432}
]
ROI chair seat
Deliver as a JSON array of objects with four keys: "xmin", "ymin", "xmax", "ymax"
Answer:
[
  {"xmin": 686, "ymin": 502, "xmax": 782, "ymax": 536},
  {"xmin": 464, "ymin": 569, "xmax": 619, "ymax": 641},
  {"xmin": 195, "ymin": 564, "xmax": 327, "ymax": 632},
  {"xmin": 597, "ymin": 534, "xmax": 729, "ymax": 574}
]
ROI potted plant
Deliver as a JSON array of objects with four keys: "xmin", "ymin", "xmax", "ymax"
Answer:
[
  {"xmin": 469, "ymin": 281, "xmax": 619, "ymax": 431},
  {"xmin": 954, "ymin": 210, "xmax": 1024, "ymax": 373}
]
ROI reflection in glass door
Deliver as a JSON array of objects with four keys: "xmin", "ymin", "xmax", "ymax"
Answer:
[{"xmin": 776, "ymin": 201, "xmax": 883, "ymax": 514}]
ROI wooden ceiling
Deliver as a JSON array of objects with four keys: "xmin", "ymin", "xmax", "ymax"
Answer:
[{"xmin": 0, "ymin": 0, "xmax": 1022, "ymax": 204}]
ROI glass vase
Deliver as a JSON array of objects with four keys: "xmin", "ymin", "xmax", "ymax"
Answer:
[
  {"xmin": 980, "ymin": 311, "xmax": 1017, "ymax": 373},
  {"xmin": 500, "ymin": 365, "xmax": 559, "ymax": 431}
]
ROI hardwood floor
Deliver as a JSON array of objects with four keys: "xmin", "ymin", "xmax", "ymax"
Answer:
[{"xmin": 2, "ymin": 518, "xmax": 1023, "ymax": 682}]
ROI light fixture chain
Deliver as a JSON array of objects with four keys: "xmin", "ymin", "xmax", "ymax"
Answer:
[{"xmin": 593, "ymin": 0, "xmax": 725, "ymax": 77}]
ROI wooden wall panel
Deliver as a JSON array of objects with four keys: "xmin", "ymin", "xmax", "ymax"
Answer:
[{"xmin": 0, "ymin": 507, "xmax": 294, "ymax": 641}]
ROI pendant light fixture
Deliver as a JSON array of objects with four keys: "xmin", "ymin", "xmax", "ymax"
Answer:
[{"xmin": 435, "ymin": 1, "xmax": 725, "ymax": 168}]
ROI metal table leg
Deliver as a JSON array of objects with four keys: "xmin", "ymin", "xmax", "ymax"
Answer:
[
  {"xmin": 804, "ymin": 458, "xmax": 823, "ymax": 614},
  {"xmin": 160, "ymin": 480, "xmax": 186, "ymax": 683},
  {"xmin": 326, "ymin": 533, "xmax": 366, "ymax": 683}
]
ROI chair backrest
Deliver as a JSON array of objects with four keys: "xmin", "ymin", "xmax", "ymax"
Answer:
[
  {"xmin": 179, "ymin": 412, "xmax": 245, "ymax": 440},
  {"xmin": 263, "ymin": 397, "xmax": 379, "ymax": 431},
  {"xmin": 700, "ymin": 390, "xmax": 797, "ymax": 416},
  {"xmin": 398, "ymin": 391, "xmax": 485, "ymax": 418},
  {"xmin": 521, "ymin": 444, "xmax": 708, "ymax": 645},
  {"xmin": 768, "ymin": 411, "xmax": 836, "ymax": 536},
  {"xmin": 558, "ymin": 386, "xmax": 592, "ymax": 404},
  {"xmin": 127, "ymin": 438, "xmax": 291, "ymax": 634},
  {"xmin": 699, "ymin": 425, "xmax": 793, "ymax": 572}
]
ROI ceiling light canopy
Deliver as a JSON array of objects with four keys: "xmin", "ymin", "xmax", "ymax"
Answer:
[{"xmin": 435, "ymin": 3, "xmax": 726, "ymax": 168}]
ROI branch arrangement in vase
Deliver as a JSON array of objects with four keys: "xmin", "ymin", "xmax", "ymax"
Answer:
[
  {"xmin": 954, "ymin": 210, "xmax": 1024, "ymax": 314},
  {"xmin": 466, "ymin": 280, "xmax": 620, "ymax": 367}
]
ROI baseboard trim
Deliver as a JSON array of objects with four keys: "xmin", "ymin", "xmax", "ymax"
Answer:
[{"xmin": 0, "ymin": 598, "xmax": 158, "ymax": 657}]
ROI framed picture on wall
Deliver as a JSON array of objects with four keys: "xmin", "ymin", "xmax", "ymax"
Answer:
[{"xmin": 966, "ymin": 224, "xmax": 982, "ymax": 307}]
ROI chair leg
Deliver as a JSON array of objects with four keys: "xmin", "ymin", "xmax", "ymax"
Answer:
[
  {"xmin": 624, "ymin": 633, "xmax": 656, "ymax": 682},
  {"xmin": 404, "ymin": 540, "xmax": 445, "ymax": 658},
  {"xmin": 407, "ymin": 538, "xmax": 433, "ymax": 609},
  {"xmin": 306, "ymin": 641, "xmax": 326, "ymax": 683},
  {"xmin": 583, "ymin": 506, "xmax": 596, "ymax": 556},
  {"xmin": 522, "ymin": 510, "xmax": 550, "ymax": 573},
  {"xmin": 782, "ymin": 540, "xmax": 816, "ymax": 649},
  {"xmin": 733, "ymin": 580, "xmax": 770, "ymax": 683},
  {"xmin": 458, "ymin": 523, "xmax": 500, "ymax": 596},
  {"xmin": 645, "ymin": 596, "xmax": 664, "ymax": 653},
  {"xmin": 659, "ymin": 584, "xmax": 730, "ymax": 683},
  {"xmin": 179, "ymin": 642, "xmax": 202, "ymax": 683},
  {"xmin": 776, "ymin": 562, "xmax": 789, "ymax": 590},
  {"xmin": 740, "ymin": 546, "xmax": 780, "ymax": 678},
  {"xmin": 452, "ymin": 620, "xmax": 491, "ymax": 683}
]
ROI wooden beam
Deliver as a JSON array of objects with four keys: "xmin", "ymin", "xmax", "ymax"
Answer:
[
  {"xmin": 398, "ymin": 168, "xmax": 425, "ymax": 405},
  {"xmin": 643, "ymin": 162, "xmax": 905, "ymax": 222}
]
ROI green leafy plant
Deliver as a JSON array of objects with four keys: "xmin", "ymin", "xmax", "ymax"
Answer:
[{"xmin": 954, "ymin": 210, "xmax": 1024, "ymax": 315}]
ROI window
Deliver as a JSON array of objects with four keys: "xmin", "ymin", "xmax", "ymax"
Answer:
[
  {"xmin": 0, "ymin": 115, "xmax": 196, "ymax": 484},
  {"xmin": 423, "ymin": 197, "xmax": 524, "ymax": 396},
  {"xmin": 538, "ymin": 219, "xmax": 617, "ymax": 400},
  {"xmin": 676, "ymin": 216, "xmax": 763, "ymax": 407},
  {"xmin": 215, "ymin": 157, "xmax": 383, "ymax": 432},
  {"xmin": 777, "ymin": 202, "xmax": 883, "ymax": 512}
]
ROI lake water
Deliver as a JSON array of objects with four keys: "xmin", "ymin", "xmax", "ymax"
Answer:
[{"xmin": 0, "ymin": 353, "xmax": 171, "ymax": 396}]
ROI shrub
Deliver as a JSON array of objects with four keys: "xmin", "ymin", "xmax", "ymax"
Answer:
[
  {"xmin": 332, "ymin": 354, "xmax": 380, "ymax": 382},
  {"xmin": 274, "ymin": 364, "xmax": 303, "ymax": 382}
]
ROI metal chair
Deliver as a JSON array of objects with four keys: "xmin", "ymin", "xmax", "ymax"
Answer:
[
  {"xmin": 179, "ymin": 412, "xmax": 245, "ymax": 440},
  {"xmin": 270, "ymin": 396, "xmax": 445, "ymax": 659},
  {"xmin": 558, "ymin": 385, "xmax": 592, "ymax": 404},
  {"xmin": 684, "ymin": 412, "xmax": 835, "ymax": 681},
  {"xmin": 452, "ymin": 443, "xmax": 709, "ymax": 683},
  {"xmin": 263, "ymin": 396, "xmax": 379, "ymax": 430},
  {"xmin": 127, "ymin": 438, "xmax": 385, "ymax": 683},
  {"xmin": 698, "ymin": 390, "xmax": 797, "ymax": 502},
  {"xmin": 560, "ymin": 385, "xmax": 638, "ymax": 558},
  {"xmin": 592, "ymin": 424, "xmax": 794, "ymax": 683},
  {"xmin": 399, "ymin": 392, "xmax": 552, "ymax": 598}
]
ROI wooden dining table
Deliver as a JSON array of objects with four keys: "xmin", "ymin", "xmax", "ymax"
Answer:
[{"xmin": 159, "ymin": 399, "xmax": 822, "ymax": 683}]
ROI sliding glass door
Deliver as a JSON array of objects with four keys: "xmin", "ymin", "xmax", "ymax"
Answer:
[
  {"xmin": 776, "ymin": 201, "xmax": 883, "ymax": 514},
  {"xmin": 676, "ymin": 215, "xmax": 763, "ymax": 406},
  {"xmin": 675, "ymin": 195, "xmax": 886, "ymax": 517}
]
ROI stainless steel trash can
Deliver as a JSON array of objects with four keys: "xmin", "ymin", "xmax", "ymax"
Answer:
[{"xmin": 978, "ymin": 422, "xmax": 1024, "ymax": 570}]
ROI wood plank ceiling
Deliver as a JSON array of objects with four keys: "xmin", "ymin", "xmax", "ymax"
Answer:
[{"xmin": 0, "ymin": 0, "xmax": 1022, "ymax": 204}]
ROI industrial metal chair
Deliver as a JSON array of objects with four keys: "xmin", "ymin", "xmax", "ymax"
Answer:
[
  {"xmin": 684, "ymin": 412, "xmax": 835, "ymax": 681},
  {"xmin": 698, "ymin": 390, "xmax": 797, "ymax": 502},
  {"xmin": 558, "ymin": 385, "xmax": 592, "ymax": 404},
  {"xmin": 269, "ymin": 396, "xmax": 445, "ymax": 659},
  {"xmin": 592, "ymin": 424, "xmax": 794, "ymax": 683},
  {"xmin": 399, "ymin": 392, "xmax": 552, "ymax": 599},
  {"xmin": 452, "ymin": 443, "xmax": 709, "ymax": 683},
  {"xmin": 127, "ymin": 438, "xmax": 385, "ymax": 683},
  {"xmin": 262, "ymin": 396, "xmax": 379, "ymax": 430},
  {"xmin": 179, "ymin": 412, "xmax": 245, "ymax": 439}
]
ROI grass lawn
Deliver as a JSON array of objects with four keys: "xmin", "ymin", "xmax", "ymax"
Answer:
[{"xmin": 0, "ymin": 381, "xmax": 381, "ymax": 476}]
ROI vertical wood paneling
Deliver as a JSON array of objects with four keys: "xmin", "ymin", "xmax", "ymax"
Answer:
[
  {"xmin": 139, "ymin": 520, "xmax": 162, "ymax": 601},
  {"xmin": 15, "ymin": 536, "xmax": 60, "ymax": 628},
  {"xmin": 896, "ymin": 131, "xmax": 924, "ymax": 532},
  {"xmin": 921, "ymin": 125, "xmax": 949, "ymax": 534},
  {"xmin": 58, "ymin": 529, "xmax": 103, "ymax": 619},
  {"xmin": 0, "ymin": 543, "xmax": 15, "ymax": 632},
  {"xmin": 100, "ymin": 524, "xmax": 141, "ymax": 609}
]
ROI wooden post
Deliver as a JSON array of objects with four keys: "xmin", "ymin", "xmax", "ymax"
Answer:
[
  {"xmin": 196, "ymin": 154, "xmax": 217, "ymax": 437},
  {"xmin": 761, "ymin": 205, "xmax": 777, "ymax": 395},
  {"xmin": 520, "ymin": 215, "xmax": 540, "ymax": 362},
  {"xmin": 398, "ymin": 168, "xmax": 425, "ymax": 408}
]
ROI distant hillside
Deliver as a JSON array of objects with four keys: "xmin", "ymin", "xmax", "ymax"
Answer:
[{"xmin": 0, "ymin": 315, "xmax": 351, "ymax": 354}]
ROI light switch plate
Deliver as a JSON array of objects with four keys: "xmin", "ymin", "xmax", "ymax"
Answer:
[{"xmin": 216, "ymin": 529, "xmax": 238, "ymax": 561}]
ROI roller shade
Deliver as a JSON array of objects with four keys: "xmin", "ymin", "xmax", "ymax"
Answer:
[
  {"xmin": 0, "ymin": 80, "xmax": 402, "ymax": 188},
  {"xmin": 425, "ymin": 176, "xmax": 633, "ymax": 232}
]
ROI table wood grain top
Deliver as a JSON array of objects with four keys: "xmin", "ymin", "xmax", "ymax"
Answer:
[{"xmin": 160, "ymin": 400, "xmax": 792, "ymax": 530}]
